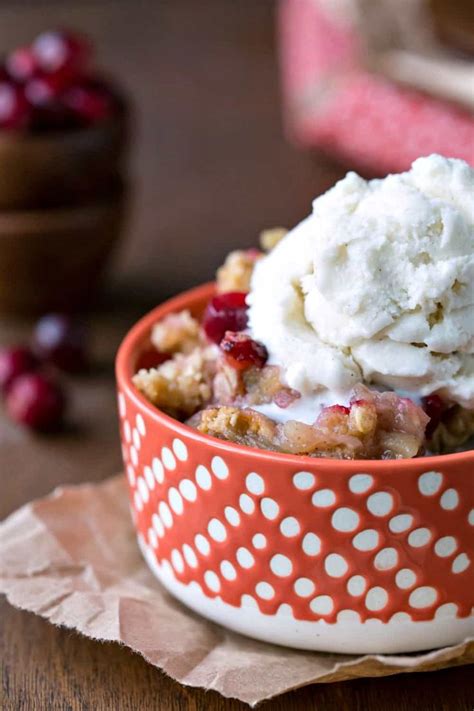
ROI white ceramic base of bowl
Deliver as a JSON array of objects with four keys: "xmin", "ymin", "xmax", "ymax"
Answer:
[{"xmin": 139, "ymin": 537, "xmax": 474, "ymax": 654}]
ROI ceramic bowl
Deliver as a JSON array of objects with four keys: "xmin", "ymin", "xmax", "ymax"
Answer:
[
  {"xmin": 0, "ymin": 189, "xmax": 126, "ymax": 315},
  {"xmin": 116, "ymin": 283, "xmax": 474, "ymax": 654}
]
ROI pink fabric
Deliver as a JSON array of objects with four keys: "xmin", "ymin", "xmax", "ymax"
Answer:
[{"xmin": 279, "ymin": 0, "xmax": 474, "ymax": 172}]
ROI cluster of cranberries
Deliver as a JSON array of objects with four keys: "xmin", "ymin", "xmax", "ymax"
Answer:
[
  {"xmin": 0, "ymin": 314, "xmax": 88, "ymax": 431},
  {"xmin": 202, "ymin": 292, "xmax": 268, "ymax": 370},
  {"xmin": 0, "ymin": 29, "xmax": 118, "ymax": 131}
]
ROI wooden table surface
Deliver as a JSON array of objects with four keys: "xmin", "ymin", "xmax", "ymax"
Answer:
[{"xmin": 1, "ymin": 2, "xmax": 473, "ymax": 709}]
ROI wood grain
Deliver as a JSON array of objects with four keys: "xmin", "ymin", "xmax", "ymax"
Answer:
[{"xmin": 1, "ymin": 1, "xmax": 473, "ymax": 709}]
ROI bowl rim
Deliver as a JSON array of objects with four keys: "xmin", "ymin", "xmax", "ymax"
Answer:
[{"xmin": 116, "ymin": 282, "xmax": 474, "ymax": 472}]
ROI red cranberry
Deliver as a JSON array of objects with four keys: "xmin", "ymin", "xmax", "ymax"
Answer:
[
  {"xmin": 6, "ymin": 373, "xmax": 65, "ymax": 431},
  {"xmin": 25, "ymin": 71, "xmax": 68, "ymax": 106},
  {"xmin": 135, "ymin": 348, "xmax": 170, "ymax": 372},
  {"xmin": 0, "ymin": 80, "xmax": 30, "ymax": 129},
  {"xmin": 421, "ymin": 394, "xmax": 448, "ymax": 438},
  {"xmin": 33, "ymin": 313, "xmax": 88, "ymax": 373},
  {"xmin": 327, "ymin": 404, "xmax": 351, "ymax": 415},
  {"xmin": 62, "ymin": 82, "xmax": 114, "ymax": 124},
  {"xmin": 202, "ymin": 292, "xmax": 248, "ymax": 344},
  {"xmin": 0, "ymin": 346, "xmax": 38, "ymax": 394},
  {"xmin": 6, "ymin": 46, "xmax": 38, "ymax": 83},
  {"xmin": 220, "ymin": 331, "xmax": 268, "ymax": 370},
  {"xmin": 245, "ymin": 248, "xmax": 262, "ymax": 259},
  {"xmin": 32, "ymin": 30, "xmax": 90, "ymax": 77}
]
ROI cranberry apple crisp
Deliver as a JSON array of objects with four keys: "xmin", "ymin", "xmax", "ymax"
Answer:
[
  {"xmin": 133, "ymin": 245, "xmax": 473, "ymax": 460},
  {"xmin": 133, "ymin": 157, "xmax": 474, "ymax": 459}
]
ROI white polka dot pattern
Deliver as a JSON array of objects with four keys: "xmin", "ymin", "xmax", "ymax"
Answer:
[
  {"xmin": 224, "ymin": 506, "xmax": 240, "ymax": 527},
  {"xmin": 172, "ymin": 438, "xmax": 188, "ymax": 462},
  {"xmin": 324, "ymin": 553, "xmax": 348, "ymax": 578},
  {"xmin": 388, "ymin": 514, "xmax": 413, "ymax": 533},
  {"xmin": 195, "ymin": 534, "xmax": 210, "ymax": 556},
  {"xmin": 260, "ymin": 498, "xmax": 279, "ymax": 520},
  {"xmin": 310, "ymin": 595, "xmax": 334, "ymax": 615},
  {"xmin": 280, "ymin": 516, "xmax": 301, "ymax": 537},
  {"xmin": 182, "ymin": 544, "xmax": 198, "ymax": 568},
  {"xmin": 208, "ymin": 518, "xmax": 227, "ymax": 543},
  {"xmin": 395, "ymin": 568, "xmax": 417, "ymax": 590},
  {"xmin": 312, "ymin": 489, "xmax": 336, "ymax": 507},
  {"xmin": 408, "ymin": 528, "xmax": 432, "ymax": 548},
  {"xmin": 239, "ymin": 494, "xmax": 255, "ymax": 515},
  {"xmin": 331, "ymin": 507, "xmax": 360, "ymax": 532},
  {"xmin": 246, "ymin": 472, "xmax": 264, "ymax": 495},
  {"xmin": 366, "ymin": 492, "xmax": 394, "ymax": 517},
  {"xmin": 255, "ymin": 582, "xmax": 275, "ymax": 600},
  {"xmin": 365, "ymin": 587, "xmax": 388, "ymax": 611},
  {"xmin": 440, "ymin": 488, "xmax": 459, "ymax": 510},
  {"xmin": 294, "ymin": 578, "xmax": 315, "ymax": 597},
  {"xmin": 179, "ymin": 479, "xmax": 197, "ymax": 502},
  {"xmin": 373, "ymin": 547, "xmax": 398, "ymax": 571},
  {"xmin": 211, "ymin": 456, "xmax": 229, "ymax": 480},
  {"xmin": 435, "ymin": 602, "xmax": 458, "ymax": 618},
  {"xmin": 348, "ymin": 473, "xmax": 373, "ymax": 494},
  {"xmin": 220, "ymin": 560, "xmax": 237, "ymax": 581},
  {"xmin": 452, "ymin": 553, "xmax": 470, "ymax": 574},
  {"xmin": 434, "ymin": 536, "xmax": 457, "ymax": 558},
  {"xmin": 302, "ymin": 532, "xmax": 321, "ymax": 556},
  {"xmin": 252, "ymin": 533, "xmax": 267, "ymax": 549},
  {"xmin": 409, "ymin": 586, "xmax": 437, "ymax": 609},
  {"xmin": 204, "ymin": 570, "xmax": 220, "ymax": 593},
  {"xmin": 159, "ymin": 502, "xmax": 173, "ymax": 529},
  {"xmin": 195, "ymin": 465, "xmax": 212, "ymax": 491},
  {"xmin": 161, "ymin": 447, "xmax": 176, "ymax": 470},
  {"xmin": 418, "ymin": 471, "xmax": 443, "ymax": 496},
  {"xmin": 118, "ymin": 400, "xmax": 471, "ymax": 626},
  {"xmin": 168, "ymin": 487, "xmax": 183, "ymax": 515},
  {"xmin": 293, "ymin": 471, "xmax": 315, "ymax": 490},
  {"xmin": 347, "ymin": 575, "xmax": 367, "ymax": 597},
  {"xmin": 270, "ymin": 554, "xmax": 293, "ymax": 578},
  {"xmin": 352, "ymin": 529, "xmax": 379, "ymax": 551},
  {"xmin": 152, "ymin": 457, "xmax": 164, "ymax": 484},
  {"xmin": 171, "ymin": 549, "xmax": 184, "ymax": 573},
  {"xmin": 236, "ymin": 547, "xmax": 255, "ymax": 569}
]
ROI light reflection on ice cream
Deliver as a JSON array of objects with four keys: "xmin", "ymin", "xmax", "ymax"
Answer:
[{"xmin": 247, "ymin": 155, "xmax": 474, "ymax": 423}]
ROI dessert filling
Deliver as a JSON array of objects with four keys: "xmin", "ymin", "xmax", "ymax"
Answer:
[{"xmin": 133, "ymin": 155, "xmax": 474, "ymax": 459}]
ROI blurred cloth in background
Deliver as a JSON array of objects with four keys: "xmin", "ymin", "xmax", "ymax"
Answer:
[{"xmin": 280, "ymin": 0, "xmax": 474, "ymax": 173}]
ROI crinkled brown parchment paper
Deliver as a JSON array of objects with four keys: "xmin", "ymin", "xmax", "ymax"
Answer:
[{"xmin": 1, "ymin": 475, "xmax": 472, "ymax": 707}]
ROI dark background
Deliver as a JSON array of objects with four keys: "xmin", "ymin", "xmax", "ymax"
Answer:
[{"xmin": 1, "ymin": 2, "xmax": 472, "ymax": 709}]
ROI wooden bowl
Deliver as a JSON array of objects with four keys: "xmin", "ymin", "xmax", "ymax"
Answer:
[
  {"xmin": 0, "ymin": 189, "xmax": 126, "ymax": 315},
  {"xmin": 0, "ymin": 112, "xmax": 128, "ymax": 210}
]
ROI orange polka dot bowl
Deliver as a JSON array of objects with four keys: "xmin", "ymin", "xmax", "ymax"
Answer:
[{"xmin": 116, "ymin": 283, "xmax": 474, "ymax": 654}]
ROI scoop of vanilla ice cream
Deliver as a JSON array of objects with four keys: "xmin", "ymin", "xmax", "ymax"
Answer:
[{"xmin": 248, "ymin": 155, "xmax": 474, "ymax": 409}]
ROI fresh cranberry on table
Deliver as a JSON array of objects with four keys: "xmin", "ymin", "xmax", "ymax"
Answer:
[
  {"xmin": 220, "ymin": 331, "xmax": 268, "ymax": 370},
  {"xmin": 33, "ymin": 314, "xmax": 88, "ymax": 373},
  {"xmin": 6, "ymin": 46, "xmax": 38, "ymax": 83},
  {"xmin": 0, "ymin": 80, "xmax": 30, "ymax": 129},
  {"xmin": 32, "ymin": 30, "xmax": 90, "ymax": 78},
  {"xmin": 6, "ymin": 372, "xmax": 65, "ymax": 431},
  {"xmin": 0, "ymin": 346, "xmax": 38, "ymax": 394},
  {"xmin": 202, "ymin": 292, "xmax": 249, "ymax": 344}
]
